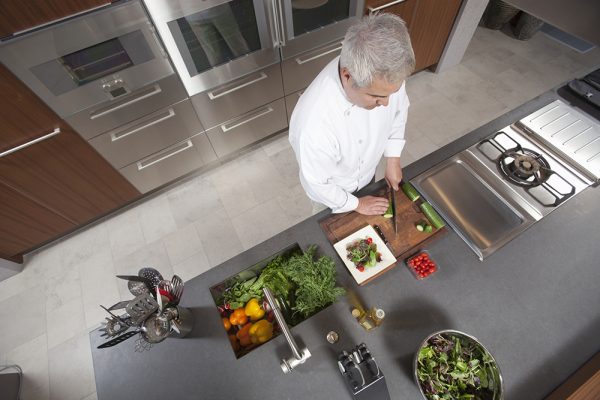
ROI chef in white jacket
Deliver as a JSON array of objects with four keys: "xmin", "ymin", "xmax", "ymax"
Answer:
[{"xmin": 289, "ymin": 13, "xmax": 415, "ymax": 215}]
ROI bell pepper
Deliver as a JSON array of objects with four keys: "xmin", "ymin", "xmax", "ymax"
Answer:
[
  {"xmin": 249, "ymin": 319, "xmax": 273, "ymax": 344},
  {"xmin": 244, "ymin": 298, "xmax": 265, "ymax": 321},
  {"xmin": 229, "ymin": 307, "xmax": 248, "ymax": 326},
  {"xmin": 228, "ymin": 334, "xmax": 240, "ymax": 352},
  {"xmin": 222, "ymin": 317, "xmax": 232, "ymax": 332},
  {"xmin": 236, "ymin": 322, "xmax": 253, "ymax": 347}
]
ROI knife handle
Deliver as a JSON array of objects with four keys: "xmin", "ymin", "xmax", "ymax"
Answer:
[{"xmin": 373, "ymin": 225, "xmax": 388, "ymax": 244}]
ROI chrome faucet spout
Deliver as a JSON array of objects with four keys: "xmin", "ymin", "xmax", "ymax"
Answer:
[{"xmin": 263, "ymin": 287, "xmax": 311, "ymax": 373}]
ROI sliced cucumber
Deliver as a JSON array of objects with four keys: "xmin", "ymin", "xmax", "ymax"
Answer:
[
  {"xmin": 415, "ymin": 222, "xmax": 425, "ymax": 231},
  {"xmin": 420, "ymin": 202, "xmax": 446, "ymax": 229},
  {"xmin": 424, "ymin": 224, "xmax": 433, "ymax": 233},
  {"xmin": 383, "ymin": 192, "xmax": 393, "ymax": 218},
  {"xmin": 401, "ymin": 182, "xmax": 421, "ymax": 202}
]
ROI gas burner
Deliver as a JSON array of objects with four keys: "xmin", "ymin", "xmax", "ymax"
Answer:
[{"xmin": 498, "ymin": 148, "xmax": 551, "ymax": 187}]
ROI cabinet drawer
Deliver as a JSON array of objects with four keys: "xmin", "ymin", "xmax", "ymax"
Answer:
[
  {"xmin": 284, "ymin": 90, "xmax": 304, "ymax": 124},
  {"xmin": 89, "ymin": 99, "xmax": 203, "ymax": 169},
  {"xmin": 120, "ymin": 134, "xmax": 217, "ymax": 193},
  {"xmin": 206, "ymin": 98, "xmax": 287, "ymax": 158},
  {"xmin": 281, "ymin": 40, "xmax": 343, "ymax": 95},
  {"xmin": 190, "ymin": 64, "xmax": 284, "ymax": 130},
  {"xmin": 66, "ymin": 74, "xmax": 187, "ymax": 140}
]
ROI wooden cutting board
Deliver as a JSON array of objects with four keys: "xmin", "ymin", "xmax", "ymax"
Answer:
[{"xmin": 319, "ymin": 186, "xmax": 447, "ymax": 285}]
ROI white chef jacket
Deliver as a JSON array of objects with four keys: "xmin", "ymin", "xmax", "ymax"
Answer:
[{"xmin": 289, "ymin": 56, "xmax": 410, "ymax": 213}]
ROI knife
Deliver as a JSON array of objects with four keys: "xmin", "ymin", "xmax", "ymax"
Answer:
[
  {"xmin": 389, "ymin": 187, "xmax": 398, "ymax": 234},
  {"xmin": 373, "ymin": 225, "xmax": 394, "ymax": 253}
]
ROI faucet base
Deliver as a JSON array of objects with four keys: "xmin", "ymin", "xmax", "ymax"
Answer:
[{"xmin": 281, "ymin": 348, "xmax": 311, "ymax": 373}]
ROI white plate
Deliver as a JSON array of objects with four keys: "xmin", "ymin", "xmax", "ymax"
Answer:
[{"xmin": 333, "ymin": 225, "xmax": 397, "ymax": 285}]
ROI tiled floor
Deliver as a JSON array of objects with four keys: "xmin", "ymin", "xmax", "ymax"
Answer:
[{"xmin": 1, "ymin": 27, "xmax": 600, "ymax": 399}]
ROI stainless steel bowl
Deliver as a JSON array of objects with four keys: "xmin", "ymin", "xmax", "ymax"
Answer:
[{"xmin": 413, "ymin": 329, "xmax": 504, "ymax": 400}]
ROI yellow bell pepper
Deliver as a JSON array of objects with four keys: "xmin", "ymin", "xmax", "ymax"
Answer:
[
  {"xmin": 244, "ymin": 298, "xmax": 265, "ymax": 321},
  {"xmin": 249, "ymin": 319, "xmax": 273, "ymax": 344}
]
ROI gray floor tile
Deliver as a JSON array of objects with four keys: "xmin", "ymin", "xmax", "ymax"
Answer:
[
  {"xmin": 167, "ymin": 177, "xmax": 223, "ymax": 229},
  {"xmin": 275, "ymin": 184, "xmax": 313, "ymax": 226},
  {"xmin": 260, "ymin": 131, "xmax": 291, "ymax": 156},
  {"xmin": 77, "ymin": 248, "xmax": 120, "ymax": 330},
  {"xmin": 162, "ymin": 223, "xmax": 204, "ymax": 266},
  {"xmin": 46, "ymin": 297, "xmax": 86, "ymax": 350},
  {"xmin": 194, "ymin": 208, "xmax": 244, "ymax": 266},
  {"xmin": 172, "ymin": 250, "xmax": 212, "ymax": 282},
  {"xmin": 0, "ymin": 285, "xmax": 46, "ymax": 355},
  {"xmin": 231, "ymin": 198, "xmax": 292, "ymax": 250},
  {"xmin": 4, "ymin": 334, "xmax": 49, "ymax": 400},
  {"xmin": 106, "ymin": 207, "xmax": 146, "ymax": 261},
  {"xmin": 137, "ymin": 195, "xmax": 178, "ymax": 244},
  {"xmin": 48, "ymin": 332, "xmax": 96, "ymax": 400}
]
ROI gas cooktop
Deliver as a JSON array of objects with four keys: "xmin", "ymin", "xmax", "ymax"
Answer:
[{"xmin": 412, "ymin": 99, "xmax": 599, "ymax": 260}]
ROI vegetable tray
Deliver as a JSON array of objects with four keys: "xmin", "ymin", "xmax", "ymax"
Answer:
[{"xmin": 319, "ymin": 184, "xmax": 447, "ymax": 285}]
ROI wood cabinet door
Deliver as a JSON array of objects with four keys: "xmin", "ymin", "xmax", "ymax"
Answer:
[
  {"xmin": 0, "ymin": 124, "xmax": 140, "ymax": 226},
  {"xmin": 0, "ymin": 0, "xmax": 110, "ymax": 38},
  {"xmin": 0, "ymin": 64, "xmax": 60, "ymax": 154},
  {"xmin": 363, "ymin": 0, "xmax": 462, "ymax": 72},
  {"xmin": 0, "ymin": 182, "xmax": 74, "ymax": 259},
  {"xmin": 410, "ymin": 0, "xmax": 463, "ymax": 71}
]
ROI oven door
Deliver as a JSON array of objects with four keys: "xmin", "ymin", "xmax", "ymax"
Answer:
[
  {"xmin": 0, "ymin": 0, "xmax": 172, "ymax": 118},
  {"xmin": 275, "ymin": 0, "xmax": 363, "ymax": 59},
  {"xmin": 145, "ymin": 0, "xmax": 280, "ymax": 96}
]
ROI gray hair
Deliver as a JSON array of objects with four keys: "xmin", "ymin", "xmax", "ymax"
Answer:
[{"xmin": 339, "ymin": 13, "xmax": 415, "ymax": 88}]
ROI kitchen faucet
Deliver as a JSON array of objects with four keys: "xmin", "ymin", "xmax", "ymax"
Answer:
[{"xmin": 262, "ymin": 287, "xmax": 311, "ymax": 373}]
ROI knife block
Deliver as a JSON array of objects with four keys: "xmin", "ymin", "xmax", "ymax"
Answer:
[{"xmin": 338, "ymin": 343, "xmax": 390, "ymax": 400}]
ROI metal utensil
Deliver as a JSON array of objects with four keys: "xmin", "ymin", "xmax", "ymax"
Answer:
[
  {"xmin": 373, "ymin": 224, "xmax": 394, "ymax": 253},
  {"xmin": 170, "ymin": 275, "xmax": 184, "ymax": 305},
  {"xmin": 106, "ymin": 300, "xmax": 130, "ymax": 311},
  {"xmin": 138, "ymin": 267, "xmax": 163, "ymax": 289},
  {"xmin": 389, "ymin": 187, "xmax": 398, "ymax": 234},
  {"xmin": 128, "ymin": 280, "xmax": 150, "ymax": 296},
  {"xmin": 99, "ymin": 316, "xmax": 129, "ymax": 339},
  {"xmin": 97, "ymin": 330, "xmax": 139, "ymax": 349},
  {"xmin": 125, "ymin": 294, "xmax": 159, "ymax": 326},
  {"xmin": 414, "ymin": 330, "xmax": 503, "ymax": 400},
  {"xmin": 116, "ymin": 275, "xmax": 154, "ymax": 292}
]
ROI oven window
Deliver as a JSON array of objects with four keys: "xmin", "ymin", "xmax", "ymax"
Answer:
[
  {"xmin": 30, "ymin": 30, "xmax": 155, "ymax": 96},
  {"xmin": 290, "ymin": 0, "xmax": 350, "ymax": 37},
  {"xmin": 168, "ymin": 0, "xmax": 262, "ymax": 77},
  {"xmin": 59, "ymin": 38, "xmax": 133, "ymax": 85}
]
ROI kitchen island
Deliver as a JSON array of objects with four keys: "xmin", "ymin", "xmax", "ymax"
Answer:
[{"xmin": 90, "ymin": 83, "xmax": 600, "ymax": 400}]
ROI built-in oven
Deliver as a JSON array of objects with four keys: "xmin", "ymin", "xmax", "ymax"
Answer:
[
  {"xmin": 144, "ymin": 0, "xmax": 363, "ymax": 96},
  {"xmin": 0, "ymin": 0, "xmax": 172, "ymax": 118}
]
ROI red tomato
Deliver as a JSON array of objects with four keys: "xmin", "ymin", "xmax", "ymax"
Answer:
[
  {"xmin": 357, "ymin": 265, "xmax": 365, "ymax": 272},
  {"xmin": 366, "ymin": 237, "xmax": 373, "ymax": 244}
]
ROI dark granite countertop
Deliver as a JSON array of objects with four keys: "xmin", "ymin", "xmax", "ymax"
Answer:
[{"xmin": 90, "ymin": 82, "xmax": 600, "ymax": 400}]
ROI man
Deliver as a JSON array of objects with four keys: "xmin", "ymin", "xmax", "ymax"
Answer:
[{"xmin": 289, "ymin": 13, "xmax": 415, "ymax": 215}]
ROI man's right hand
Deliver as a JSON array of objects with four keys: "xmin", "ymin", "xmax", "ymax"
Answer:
[{"xmin": 355, "ymin": 196, "xmax": 389, "ymax": 215}]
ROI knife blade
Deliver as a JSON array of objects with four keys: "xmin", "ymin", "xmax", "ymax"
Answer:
[
  {"xmin": 373, "ymin": 224, "xmax": 394, "ymax": 253},
  {"xmin": 390, "ymin": 187, "xmax": 398, "ymax": 234}
]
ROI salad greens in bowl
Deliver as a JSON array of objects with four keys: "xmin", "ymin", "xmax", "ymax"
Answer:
[{"xmin": 414, "ymin": 330, "xmax": 503, "ymax": 400}]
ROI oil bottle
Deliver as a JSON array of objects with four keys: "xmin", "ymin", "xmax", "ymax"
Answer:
[{"xmin": 348, "ymin": 290, "xmax": 385, "ymax": 331}]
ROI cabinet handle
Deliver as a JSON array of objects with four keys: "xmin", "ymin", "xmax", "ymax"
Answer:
[
  {"xmin": 111, "ymin": 108, "xmax": 175, "ymax": 142},
  {"xmin": 137, "ymin": 140, "xmax": 193, "ymax": 170},
  {"xmin": 90, "ymin": 84, "xmax": 162, "ymax": 120},
  {"xmin": 295, "ymin": 43, "xmax": 343, "ymax": 65},
  {"xmin": 368, "ymin": 0, "xmax": 407, "ymax": 13},
  {"xmin": 220, "ymin": 106, "xmax": 274, "ymax": 132},
  {"xmin": 207, "ymin": 72, "xmax": 268, "ymax": 100},
  {"xmin": 0, "ymin": 128, "xmax": 60, "ymax": 158}
]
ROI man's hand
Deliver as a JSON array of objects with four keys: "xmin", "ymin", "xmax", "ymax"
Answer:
[
  {"xmin": 355, "ymin": 196, "xmax": 389, "ymax": 215},
  {"xmin": 385, "ymin": 157, "xmax": 403, "ymax": 191}
]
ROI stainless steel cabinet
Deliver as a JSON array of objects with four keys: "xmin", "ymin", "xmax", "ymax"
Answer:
[
  {"xmin": 190, "ymin": 63, "xmax": 284, "ymax": 130},
  {"xmin": 281, "ymin": 39, "xmax": 342, "ymax": 95},
  {"xmin": 120, "ymin": 133, "xmax": 217, "ymax": 193},
  {"xmin": 284, "ymin": 90, "xmax": 304, "ymax": 124},
  {"xmin": 88, "ymin": 99, "xmax": 203, "ymax": 169},
  {"xmin": 206, "ymin": 98, "xmax": 287, "ymax": 157},
  {"xmin": 66, "ymin": 74, "xmax": 187, "ymax": 140}
]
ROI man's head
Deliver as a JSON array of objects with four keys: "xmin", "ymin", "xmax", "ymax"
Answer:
[{"xmin": 339, "ymin": 14, "xmax": 415, "ymax": 110}]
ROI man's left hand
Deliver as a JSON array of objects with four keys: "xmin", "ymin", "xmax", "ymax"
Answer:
[{"xmin": 385, "ymin": 157, "xmax": 403, "ymax": 190}]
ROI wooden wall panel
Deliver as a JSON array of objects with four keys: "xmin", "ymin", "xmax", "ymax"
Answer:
[{"xmin": 0, "ymin": 0, "xmax": 109, "ymax": 38}]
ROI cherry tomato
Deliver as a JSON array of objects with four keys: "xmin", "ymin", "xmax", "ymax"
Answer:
[
  {"xmin": 357, "ymin": 265, "xmax": 365, "ymax": 272},
  {"xmin": 366, "ymin": 237, "xmax": 373, "ymax": 244}
]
